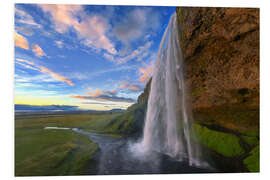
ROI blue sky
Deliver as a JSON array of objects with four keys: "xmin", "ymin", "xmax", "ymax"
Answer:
[{"xmin": 14, "ymin": 4, "xmax": 175, "ymax": 110}]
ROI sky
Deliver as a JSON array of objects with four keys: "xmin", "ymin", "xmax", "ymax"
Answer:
[{"xmin": 14, "ymin": 4, "xmax": 175, "ymax": 110}]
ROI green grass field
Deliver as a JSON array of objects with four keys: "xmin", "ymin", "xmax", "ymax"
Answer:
[{"xmin": 15, "ymin": 112, "xmax": 124, "ymax": 176}]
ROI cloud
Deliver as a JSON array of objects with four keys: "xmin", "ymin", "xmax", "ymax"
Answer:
[
  {"xmin": 89, "ymin": 65, "xmax": 136, "ymax": 78},
  {"xmin": 15, "ymin": 81, "xmax": 43, "ymax": 88},
  {"xmin": 38, "ymin": 66, "xmax": 74, "ymax": 86},
  {"xmin": 119, "ymin": 81, "xmax": 143, "ymax": 92},
  {"xmin": 15, "ymin": 26, "xmax": 34, "ymax": 36},
  {"xmin": 15, "ymin": 58, "xmax": 75, "ymax": 86},
  {"xmin": 15, "ymin": 74, "xmax": 69, "ymax": 88},
  {"xmin": 100, "ymin": 89, "xmax": 118, "ymax": 96},
  {"xmin": 54, "ymin": 40, "xmax": 64, "ymax": 48},
  {"xmin": 103, "ymin": 41, "xmax": 152, "ymax": 64},
  {"xmin": 109, "ymin": 89, "xmax": 118, "ymax": 95},
  {"xmin": 15, "ymin": 61, "xmax": 39, "ymax": 71},
  {"xmin": 138, "ymin": 60, "xmax": 154, "ymax": 85},
  {"xmin": 75, "ymin": 15, "xmax": 117, "ymax": 54},
  {"xmin": 126, "ymin": 84, "xmax": 143, "ymax": 92},
  {"xmin": 113, "ymin": 9, "xmax": 147, "ymax": 43},
  {"xmin": 67, "ymin": 72, "xmax": 88, "ymax": 80},
  {"xmin": 71, "ymin": 86, "xmax": 134, "ymax": 104},
  {"xmin": 39, "ymin": 4, "xmax": 82, "ymax": 33},
  {"xmin": 65, "ymin": 65, "xmax": 135, "ymax": 82},
  {"xmin": 118, "ymin": 41, "xmax": 152, "ymax": 64},
  {"xmin": 88, "ymin": 89, "xmax": 102, "ymax": 97},
  {"xmin": 137, "ymin": 52, "xmax": 149, "ymax": 62},
  {"xmin": 103, "ymin": 53, "xmax": 115, "ymax": 62},
  {"xmin": 38, "ymin": 5, "xmax": 159, "ymax": 64},
  {"xmin": 57, "ymin": 55, "xmax": 66, "ymax": 58},
  {"xmin": 70, "ymin": 95, "xmax": 135, "ymax": 103},
  {"xmin": 88, "ymin": 87, "xmax": 94, "ymax": 91},
  {"xmin": 113, "ymin": 8, "xmax": 160, "ymax": 44},
  {"xmin": 15, "ymin": 7, "xmax": 42, "ymax": 29},
  {"xmin": 32, "ymin": 44, "xmax": 46, "ymax": 57},
  {"xmin": 39, "ymin": 4, "xmax": 116, "ymax": 55},
  {"xmin": 14, "ymin": 32, "xmax": 29, "ymax": 50},
  {"xmin": 120, "ymin": 80, "xmax": 128, "ymax": 85},
  {"xmin": 81, "ymin": 102, "xmax": 117, "ymax": 105},
  {"xmin": 16, "ymin": 58, "xmax": 35, "ymax": 66},
  {"xmin": 86, "ymin": 88, "xmax": 118, "ymax": 97}
]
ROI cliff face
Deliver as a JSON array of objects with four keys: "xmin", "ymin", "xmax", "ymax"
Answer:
[
  {"xmin": 137, "ymin": 78, "xmax": 151, "ymax": 104},
  {"xmin": 176, "ymin": 7, "xmax": 260, "ymax": 172},
  {"xmin": 176, "ymin": 7, "xmax": 259, "ymax": 109},
  {"xmin": 176, "ymin": 7, "xmax": 260, "ymax": 133}
]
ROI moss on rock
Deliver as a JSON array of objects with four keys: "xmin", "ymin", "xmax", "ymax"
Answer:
[
  {"xmin": 241, "ymin": 135, "xmax": 259, "ymax": 147},
  {"xmin": 243, "ymin": 145, "xmax": 259, "ymax": 172},
  {"xmin": 193, "ymin": 105, "xmax": 259, "ymax": 137},
  {"xmin": 192, "ymin": 123, "xmax": 245, "ymax": 157}
]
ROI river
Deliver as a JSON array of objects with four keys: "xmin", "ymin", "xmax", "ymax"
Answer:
[{"xmin": 45, "ymin": 127, "xmax": 217, "ymax": 175}]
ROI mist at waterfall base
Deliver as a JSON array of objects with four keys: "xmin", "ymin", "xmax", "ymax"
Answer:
[{"xmin": 129, "ymin": 13, "xmax": 209, "ymax": 169}]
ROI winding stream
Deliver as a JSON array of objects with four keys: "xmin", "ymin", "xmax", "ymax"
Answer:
[{"xmin": 45, "ymin": 127, "xmax": 217, "ymax": 175}]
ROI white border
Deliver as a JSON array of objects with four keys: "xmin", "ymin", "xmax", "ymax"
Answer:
[
  {"xmin": 1, "ymin": 0, "xmax": 269, "ymax": 180},
  {"xmin": 12, "ymin": 0, "xmax": 261, "ymax": 7}
]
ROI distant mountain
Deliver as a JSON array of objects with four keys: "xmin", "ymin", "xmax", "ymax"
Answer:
[
  {"xmin": 108, "ymin": 109, "xmax": 125, "ymax": 113},
  {"xmin": 15, "ymin": 104, "xmax": 80, "ymax": 111},
  {"xmin": 14, "ymin": 104, "xmax": 126, "ymax": 113}
]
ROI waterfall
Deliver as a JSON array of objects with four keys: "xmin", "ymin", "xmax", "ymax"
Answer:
[{"xmin": 133, "ymin": 13, "xmax": 202, "ymax": 166}]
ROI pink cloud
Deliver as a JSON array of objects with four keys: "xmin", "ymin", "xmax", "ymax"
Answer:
[
  {"xmin": 74, "ymin": 15, "xmax": 117, "ymax": 54},
  {"xmin": 15, "ymin": 61, "xmax": 39, "ymax": 71},
  {"xmin": 119, "ymin": 81, "xmax": 142, "ymax": 92},
  {"xmin": 39, "ymin": 4, "xmax": 116, "ymax": 55},
  {"xmin": 86, "ymin": 88, "xmax": 118, "ymax": 97},
  {"xmin": 138, "ymin": 61, "xmax": 154, "ymax": 85},
  {"xmin": 15, "ymin": 58, "xmax": 75, "ymax": 86},
  {"xmin": 37, "ymin": 66, "xmax": 74, "ymax": 86},
  {"xmin": 89, "ymin": 89, "xmax": 102, "ymax": 97},
  {"xmin": 32, "ymin": 44, "xmax": 46, "ymax": 57},
  {"xmin": 16, "ymin": 58, "xmax": 35, "ymax": 66},
  {"xmin": 110, "ymin": 89, "xmax": 118, "ymax": 94},
  {"xmin": 120, "ymin": 84, "xmax": 128, "ymax": 88},
  {"xmin": 88, "ymin": 87, "xmax": 94, "ymax": 91},
  {"xmin": 14, "ymin": 32, "xmax": 29, "ymax": 50},
  {"xmin": 39, "ymin": 4, "xmax": 82, "ymax": 33},
  {"xmin": 127, "ymin": 84, "xmax": 142, "ymax": 92}
]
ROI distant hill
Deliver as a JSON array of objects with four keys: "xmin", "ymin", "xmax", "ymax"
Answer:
[
  {"xmin": 14, "ymin": 104, "xmax": 125, "ymax": 113},
  {"xmin": 108, "ymin": 109, "xmax": 125, "ymax": 113},
  {"xmin": 15, "ymin": 104, "xmax": 80, "ymax": 111}
]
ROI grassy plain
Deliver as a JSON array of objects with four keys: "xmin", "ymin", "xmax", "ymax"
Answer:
[{"xmin": 15, "ymin": 112, "xmax": 123, "ymax": 176}]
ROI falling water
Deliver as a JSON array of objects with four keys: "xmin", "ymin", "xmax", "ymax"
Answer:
[{"xmin": 134, "ymin": 13, "xmax": 202, "ymax": 166}]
